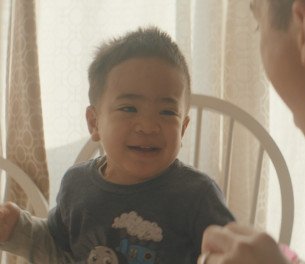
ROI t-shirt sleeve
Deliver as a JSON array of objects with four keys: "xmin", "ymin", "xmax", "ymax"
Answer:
[
  {"xmin": 48, "ymin": 206, "xmax": 71, "ymax": 252},
  {"xmin": 0, "ymin": 210, "xmax": 74, "ymax": 263},
  {"xmin": 205, "ymin": 180, "xmax": 235, "ymax": 224},
  {"xmin": 191, "ymin": 179, "xmax": 235, "ymax": 256},
  {"xmin": 47, "ymin": 169, "xmax": 74, "ymax": 253}
]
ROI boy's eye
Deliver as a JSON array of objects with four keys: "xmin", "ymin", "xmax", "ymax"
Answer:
[
  {"xmin": 160, "ymin": 110, "xmax": 177, "ymax": 116},
  {"xmin": 119, "ymin": 106, "xmax": 137, "ymax": 113}
]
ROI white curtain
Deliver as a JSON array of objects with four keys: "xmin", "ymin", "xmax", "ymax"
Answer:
[{"xmin": 0, "ymin": 0, "xmax": 298, "ymax": 259}]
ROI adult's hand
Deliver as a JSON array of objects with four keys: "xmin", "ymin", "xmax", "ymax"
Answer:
[
  {"xmin": 0, "ymin": 202, "xmax": 20, "ymax": 242},
  {"xmin": 197, "ymin": 222, "xmax": 290, "ymax": 264}
]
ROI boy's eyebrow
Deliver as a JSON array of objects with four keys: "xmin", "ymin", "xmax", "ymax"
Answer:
[
  {"xmin": 160, "ymin": 97, "xmax": 179, "ymax": 105},
  {"xmin": 116, "ymin": 93, "xmax": 144, "ymax": 100},
  {"xmin": 115, "ymin": 93, "xmax": 179, "ymax": 105}
]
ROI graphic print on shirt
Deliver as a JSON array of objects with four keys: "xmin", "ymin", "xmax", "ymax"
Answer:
[
  {"xmin": 86, "ymin": 211, "xmax": 163, "ymax": 264},
  {"xmin": 87, "ymin": 246, "xmax": 119, "ymax": 264}
]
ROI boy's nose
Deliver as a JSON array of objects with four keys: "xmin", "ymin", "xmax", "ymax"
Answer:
[{"xmin": 134, "ymin": 117, "xmax": 161, "ymax": 134}]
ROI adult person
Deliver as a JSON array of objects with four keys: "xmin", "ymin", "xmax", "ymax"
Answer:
[{"xmin": 198, "ymin": 0, "xmax": 305, "ymax": 263}]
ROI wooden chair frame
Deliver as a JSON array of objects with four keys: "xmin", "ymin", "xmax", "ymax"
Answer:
[{"xmin": 74, "ymin": 94, "xmax": 294, "ymax": 245}]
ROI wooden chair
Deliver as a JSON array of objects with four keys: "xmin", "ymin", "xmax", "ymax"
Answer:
[
  {"xmin": 0, "ymin": 156, "xmax": 49, "ymax": 263},
  {"xmin": 0, "ymin": 156, "xmax": 48, "ymax": 217},
  {"xmin": 74, "ymin": 93, "xmax": 294, "ymax": 245}
]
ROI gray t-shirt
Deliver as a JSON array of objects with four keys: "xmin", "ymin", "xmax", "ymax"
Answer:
[{"xmin": 48, "ymin": 157, "xmax": 234, "ymax": 263}]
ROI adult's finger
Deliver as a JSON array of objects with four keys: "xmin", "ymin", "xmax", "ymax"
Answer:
[
  {"xmin": 201, "ymin": 225, "xmax": 238, "ymax": 253},
  {"xmin": 197, "ymin": 253, "xmax": 225, "ymax": 264},
  {"xmin": 225, "ymin": 222, "xmax": 256, "ymax": 236}
]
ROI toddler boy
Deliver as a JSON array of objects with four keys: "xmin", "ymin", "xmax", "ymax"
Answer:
[{"xmin": 1, "ymin": 27, "xmax": 234, "ymax": 264}]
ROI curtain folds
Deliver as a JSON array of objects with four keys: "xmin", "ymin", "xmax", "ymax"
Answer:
[
  {"xmin": 0, "ymin": 0, "xmax": 6, "ymax": 206},
  {"xmin": 221, "ymin": 1, "xmax": 269, "ymax": 230},
  {"xmin": 181, "ymin": 0, "xmax": 269, "ymax": 229},
  {"xmin": 5, "ymin": 1, "xmax": 49, "ymax": 262},
  {"xmin": 6, "ymin": 0, "xmax": 49, "ymax": 251}
]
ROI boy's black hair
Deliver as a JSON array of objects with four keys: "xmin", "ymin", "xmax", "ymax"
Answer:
[{"xmin": 88, "ymin": 27, "xmax": 190, "ymax": 107}]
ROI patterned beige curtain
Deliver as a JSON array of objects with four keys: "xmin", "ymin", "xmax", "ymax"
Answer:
[{"xmin": 6, "ymin": 0, "xmax": 49, "ymax": 262}]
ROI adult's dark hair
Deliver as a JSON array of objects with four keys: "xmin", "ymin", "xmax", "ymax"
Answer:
[{"xmin": 268, "ymin": 0, "xmax": 294, "ymax": 29}]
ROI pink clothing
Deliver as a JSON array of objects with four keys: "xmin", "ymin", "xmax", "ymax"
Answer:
[{"xmin": 280, "ymin": 244, "xmax": 302, "ymax": 264}]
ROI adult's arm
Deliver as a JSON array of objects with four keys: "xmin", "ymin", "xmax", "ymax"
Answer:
[{"xmin": 198, "ymin": 223, "xmax": 304, "ymax": 264}]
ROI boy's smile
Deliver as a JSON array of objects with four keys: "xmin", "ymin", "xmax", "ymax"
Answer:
[{"xmin": 87, "ymin": 57, "xmax": 190, "ymax": 184}]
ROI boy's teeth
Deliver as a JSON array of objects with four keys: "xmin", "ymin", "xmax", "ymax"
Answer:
[
  {"xmin": 128, "ymin": 145, "xmax": 159, "ymax": 151},
  {"xmin": 129, "ymin": 146, "xmax": 158, "ymax": 151}
]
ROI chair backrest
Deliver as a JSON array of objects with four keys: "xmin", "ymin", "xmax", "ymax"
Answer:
[
  {"xmin": 0, "ymin": 156, "xmax": 48, "ymax": 217},
  {"xmin": 190, "ymin": 94, "xmax": 293, "ymax": 245},
  {"xmin": 74, "ymin": 94, "xmax": 294, "ymax": 245},
  {"xmin": 0, "ymin": 156, "xmax": 48, "ymax": 263}
]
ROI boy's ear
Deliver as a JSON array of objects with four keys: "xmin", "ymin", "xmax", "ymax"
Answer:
[
  {"xmin": 292, "ymin": 0, "xmax": 305, "ymax": 65},
  {"xmin": 86, "ymin": 106, "xmax": 101, "ymax": 142},
  {"xmin": 181, "ymin": 115, "xmax": 190, "ymax": 137}
]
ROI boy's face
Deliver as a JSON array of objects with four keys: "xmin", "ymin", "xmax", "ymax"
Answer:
[
  {"xmin": 87, "ymin": 57, "xmax": 190, "ymax": 184},
  {"xmin": 251, "ymin": 0, "xmax": 305, "ymax": 134}
]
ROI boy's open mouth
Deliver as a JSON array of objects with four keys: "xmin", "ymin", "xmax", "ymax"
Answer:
[{"xmin": 128, "ymin": 145, "xmax": 160, "ymax": 152}]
